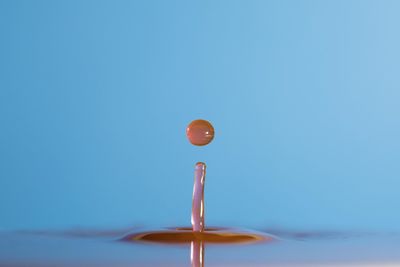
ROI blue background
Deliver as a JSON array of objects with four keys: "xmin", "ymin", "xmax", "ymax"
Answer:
[{"xmin": 1, "ymin": 0, "xmax": 399, "ymax": 231}]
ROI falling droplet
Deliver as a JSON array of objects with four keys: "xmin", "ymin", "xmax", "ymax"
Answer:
[{"xmin": 186, "ymin": 119, "xmax": 215, "ymax": 146}]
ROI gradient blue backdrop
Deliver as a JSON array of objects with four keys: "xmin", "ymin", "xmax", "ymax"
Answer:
[{"xmin": 1, "ymin": 0, "xmax": 399, "ymax": 231}]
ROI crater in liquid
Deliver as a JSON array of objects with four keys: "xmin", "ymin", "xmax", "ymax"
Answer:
[{"xmin": 122, "ymin": 227, "xmax": 272, "ymax": 244}]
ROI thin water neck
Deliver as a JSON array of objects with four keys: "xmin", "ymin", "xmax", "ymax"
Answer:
[{"xmin": 191, "ymin": 162, "xmax": 206, "ymax": 232}]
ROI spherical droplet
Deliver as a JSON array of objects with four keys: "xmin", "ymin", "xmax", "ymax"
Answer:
[{"xmin": 186, "ymin": 119, "xmax": 215, "ymax": 146}]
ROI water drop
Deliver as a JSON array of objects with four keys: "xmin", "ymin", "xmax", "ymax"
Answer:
[{"xmin": 186, "ymin": 119, "xmax": 215, "ymax": 146}]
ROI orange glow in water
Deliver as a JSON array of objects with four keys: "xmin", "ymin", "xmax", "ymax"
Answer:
[{"xmin": 186, "ymin": 120, "xmax": 215, "ymax": 146}]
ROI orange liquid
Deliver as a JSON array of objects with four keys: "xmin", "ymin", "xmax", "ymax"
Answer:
[
  {"xmin": 122, "ymin": 227, "xmax": 273, "ymax": 267},
  {"xmin": 186, "ymin": 119, "xmax": 215, "ymax": 146},
  {"xmin": 122, "ymin": 227, "xmax": 271, "ymax": 244}
]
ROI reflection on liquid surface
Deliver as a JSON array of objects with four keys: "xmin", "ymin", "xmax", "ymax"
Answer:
[
  {"xmin": 1, "ymin": 227, "xmax": 400, "ymax": 266},
  {"xmin": 191, "ymin": 241, "xmax": 204, "ymax": 267}
]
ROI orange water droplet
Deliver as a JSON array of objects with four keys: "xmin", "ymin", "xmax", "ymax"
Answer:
[{"xmin": 186, "ymin": 120, "xmax": 215, "ymax": 146}]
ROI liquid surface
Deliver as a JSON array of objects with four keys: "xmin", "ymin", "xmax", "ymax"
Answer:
[
  {"xmin": 122, "ymin": 227, "xmax": 270, "ymax": 266},
  {"xmin": 2, "ymin": 227, "xmax": 400, "ymax": 267},
  {"xmin": 186, "ymin": 120, "xmax": 215, "ymax": 146},
  {"xmin": 123, "ymin": 227, "xmax": 270, "ymax": 244}
]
